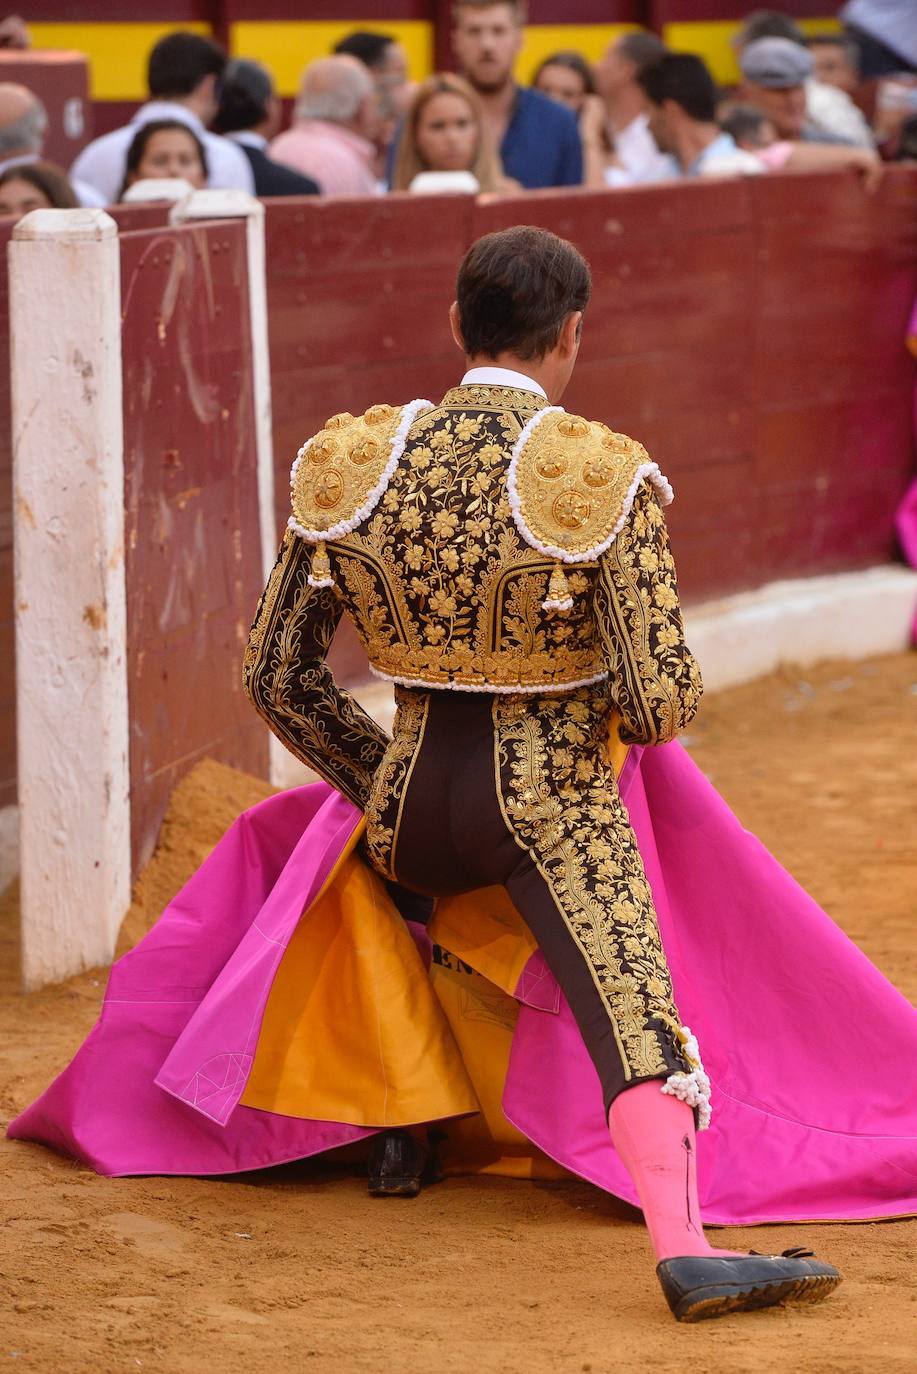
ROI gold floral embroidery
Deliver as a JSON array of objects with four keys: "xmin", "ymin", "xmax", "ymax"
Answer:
[
  {"xmin": 594, "ymin": 485, "xmax": 703, "ymax": 745},
  {"xmin": 492, "ymin": 684, "xmax": 687, "ymax": 1082},
  {"xmin": 364, "ymin": 688, "xmax": 430, "ymax": 880},
  {"xmin": 243, "ymin": 532, "xmax": 390, "ymax": 809}
]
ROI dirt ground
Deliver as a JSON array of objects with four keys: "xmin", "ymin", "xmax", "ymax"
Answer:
[{"xmin": 1, "ymin": 653, "xmax": 916, "ymax": 1374}]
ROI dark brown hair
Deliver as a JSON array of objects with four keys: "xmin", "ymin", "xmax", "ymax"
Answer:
[
  {"xmin": 456, "ymin": 225, "xmax": 590, "ymax": 361},
  {"xmin": 119, "ymin": 119, "xmax": 208, "ymax": 199},
  {"xmin": 532, "ymin": 50, "xmax": 596, "ymax": 96},
  {"xmin": 0, "ymin": 160, "xmax": 78, "ymax": 209}
]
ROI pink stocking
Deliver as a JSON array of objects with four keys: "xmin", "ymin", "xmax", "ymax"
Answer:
[{"xmin": 608, "ymin": 1081, "xmax": 743, "ymax": 1261}]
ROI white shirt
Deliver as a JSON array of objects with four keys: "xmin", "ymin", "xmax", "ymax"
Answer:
[
  {"xmin": 70, "ymin": 100, "xmax": 255, "ymax": 204},
  {"xmin": 606, "ymin": 111, "xmax": 677, "ymax": 184},
  {"xmin": 806, "ymin": 79, "xmax": 875, "ymax": 148},
  {"xmin": 461, "ymin": 366, "xmax": 547, "ymax": 399},
  {"xmin": 0, "ymin": 152, "xmax": 107, "ymax": 209}
]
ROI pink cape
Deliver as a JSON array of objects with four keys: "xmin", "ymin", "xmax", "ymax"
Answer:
[{"xmin": 8, "ymin": 742, "xmax": 917, "ymax": 1225}]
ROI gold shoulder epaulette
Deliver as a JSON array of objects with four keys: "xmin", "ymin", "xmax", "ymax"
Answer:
[
  {"xmin": 508, "ymin": 407, "xmax": 673, "ymax": 565},
  {"xmin": 288, "ymin": 398, "xmax": 432, "ymax": 586}
]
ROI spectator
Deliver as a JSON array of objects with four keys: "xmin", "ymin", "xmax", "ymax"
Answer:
[
  {"xmin": 212, "ymin": 58, "xmax": 320, "ymax": 196},
  {"xmin": 532, "ymin": 50, "xmax": 612, "ymax": 187},
  {"xmin": 896, "ymin": 113, "xmax": 917, "ymax": 158},
  {"xmin": 119, "ymin": 120, "xmax": 207, "ymax": 199},
  {"xmin": 720, "ymin": 101, "xmax": 882, "ymax": 188},
  {"xmin": 390, "ymin": 72, "xmax": 516, "ymax": 193},
  {"xmin": 71, "ymin": 32, "xmax": 254, "ymax": 205},
  {"xmin": 807, "ymin": 33, "xmax": 862, "ymax": 97},
  {"xmin": 842, "ymin": 0, "xmax": 917, "ymax": 78},
  {"xmin": 0, "ymin": 14, "xmax": 28, "ymax": 49},
  {"xmin": 0, "ymin": 159, "xmax": 77, "ymax": 218},
  {"xmin": 733, "ymin": 14, "xmax": 874, "ymax": 146},
  {"xmin": 0, "ymin": 83, "xmax": 105, "ymax": 206},
  {"xmin": 450, "ymin": 0, "xmax": 582, "ymax": 188},
  {"xmin": 639, "ymin": 53, "xmax": 765, "ymax": 178},
  {"xmin": 594, "ymin": 31, "xmax": 674, "ymax": 184},
  {"xmin": 270, "ymin": 56, "xmax": 378, "ymax": 196},
  {"xmin": 334, "ymin": 31, "xmax": 412, "ymax": 180}
]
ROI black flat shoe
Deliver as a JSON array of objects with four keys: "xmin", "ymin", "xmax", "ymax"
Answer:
[
  {"xmin": 656, "ymin": 1248, "xmax": 842, "ymax": 1323},
  {"xmin": 367, "ymin": 1130, "xmax": 426, "ymax": 1198}
]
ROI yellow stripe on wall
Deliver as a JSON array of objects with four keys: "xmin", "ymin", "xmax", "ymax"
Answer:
[
  {"xmin": 29, "ymin": 22, "xmax": 212, "ymax": 101},
  {"xmin": 663, "ymin": 16, "xmax": 840, "ymax": 85},
  {"xmin": 231, "ymin": 21, "xmax": 433, "ymax": 95}
]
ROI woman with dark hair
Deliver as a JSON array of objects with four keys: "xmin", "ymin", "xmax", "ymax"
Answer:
[
  {"xmin": 532, "ymin": 51, "xmax": 615, "ymax": 186},
  {"xmin": 119, "ymin": 119, "xmax": 208, "ymax": 199},
  {"xmin": 0, "ymin": 160, "xmax": 78, "ymax": 219}
]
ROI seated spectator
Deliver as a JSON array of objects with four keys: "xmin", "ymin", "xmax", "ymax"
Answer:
[
  {"xmin": 270, "ymin": 55, "xmax": 379, "ymax": 197},
  {"xmin": 71, "ymin": 32, "xmax": 254, "ymax": 205},
  {"xmin": 0, "ymin": 14, "xmax": 28, "ymax": 49},
  {"xmin": 719, "ymin": 102, "xmax": 882, "ymax": 189},
  {"xmin": 896, "ymin": 113, "xmax": 917, "ymax": 159},
  {"xmin": 334, "ymin": 30, "xmax": 412, "ymax": 178},
  {"xmin": 390, "ymin": 72, "xmax": 516, "ymax": 193},
  {"xmin": 119, "ymin": 120, "xmax": 207, "ymax": 199},
  {"xmin": 842, "ymin": 0, "xmax": 917, "ymax": 79},
  {"xmin": 594, "ymin": 31, "xmax": 674, "ymax": 184},
  {"xmin": 212, "ymin": 59, "xmax": 320, "ymax": 196},
  {"xmin": 806, "ymin": 33, "xmax": 862, "ymax": 97},
  {"xmin": 0, "ymin": 159, "xmax": 77, "ymax": 218},
  {"xmin": 0, "ymin": 82, "xmax": 105, "ymax": 207},
  {"xmin": 733, "ymin": 14, "xmax": 873, "ymax": 146},
  {"xmin": 532, "ymin": 50, "xmax": 613, "ymax": 187},
  {"xmin": 450, "ymin": 0, "xmax": 582, "ymax": 188},
  {"xmin": 639, "ymin": 54, "xmax": 765, "ymax": 178}
]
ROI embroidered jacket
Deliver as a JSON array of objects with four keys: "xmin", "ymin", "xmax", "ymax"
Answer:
[{"xmin": 243, "ymin": 383, "xmax": 702, "ymax": 807}]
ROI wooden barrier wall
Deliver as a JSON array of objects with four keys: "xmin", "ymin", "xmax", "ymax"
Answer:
[
  {"xmin": 120, "ymin": 217, "xmax": 268, "ymax": 870},
  {"xmin": 0, "ymin": 221, "xmax": 15, "ymax": 817},
  {"xmin": 265, "ymin": 168, "xmax": 917, "ymax": 609}
]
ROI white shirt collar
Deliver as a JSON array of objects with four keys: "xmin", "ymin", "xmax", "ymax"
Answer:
[
  {"xmin": 132, "ymin": 101, "xmax": 205, "ymax": 134},
  {"xmin": 461, "ymin": 366, "xmax": 547, "ymax": 399},
  {"xmin": 226, "ymin": 130, "xmax": 268, "ymax": 151}
]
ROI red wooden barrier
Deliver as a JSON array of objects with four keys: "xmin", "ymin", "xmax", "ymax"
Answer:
[
  {"xmin": 120, "ymin": 219, "xmax": 268, "ymax": 870},
  {"xmin": 265, "ymin": 169, "xmax": 917, "ymax": 604}
]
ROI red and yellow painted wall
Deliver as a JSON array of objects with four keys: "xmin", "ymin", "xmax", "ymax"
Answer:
[{"xmin": 25, "ymin": 2, "xmax": 842, "ymax": 133}]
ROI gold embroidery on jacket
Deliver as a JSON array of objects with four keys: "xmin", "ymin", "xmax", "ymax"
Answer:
[
  {"xmin": 492, "ymin": 684, "xmax": 684, "ymax": 1082},
  {"xmin": 364, "ymin": 688, "xmax": 430, "ymax": 880},
  {"xmin": 243, "ymin": 532, "xmax": 389, "ymax": 810},
  {"xmin": 593, "ymin": 485, "xmax": 703, "ymax": 745},
  {"xmin": 291, "ymin": 404, "xmax": 404, "ymax": 536}
]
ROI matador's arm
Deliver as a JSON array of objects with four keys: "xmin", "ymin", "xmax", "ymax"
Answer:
[
  {"xmin": 243, "ymin": 530, "xmax": 390, "ymax": 809},
  {"xmin": 592, "ymin": 482, "xmax": 703, "ymax": 745}
]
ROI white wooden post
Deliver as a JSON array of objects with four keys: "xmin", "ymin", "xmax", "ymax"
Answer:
[
  {"xmin": 169, "ymin": 189, "xmax": 299, "ymax": 785},
  {"xmin": 10, "ymin": 209, "xmax": 131, "ymax": 989}
]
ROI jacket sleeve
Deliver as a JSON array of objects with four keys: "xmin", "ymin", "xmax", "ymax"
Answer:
[
  {"xmin": 592, "ymin": 482, "xmax": 703, "ymax": 745},
  {"xmin": 243, "ymin": 530, "xmax": 390, "ymax": 809}
]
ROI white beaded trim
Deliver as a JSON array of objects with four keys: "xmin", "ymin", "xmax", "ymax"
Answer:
[
  {"xmin": 368, "ymin": 664, "xmax": 609, "ymax": 695},
  {"xmin": 660, "ymin": 1026, "xmax": 712, "ymax": 1132},
  {"xmin": 307, "ymin": 574, "xmax": 335, "ymax": 589},
  {"xmin": 287, "ymin": 398, "xmax": 434, "ymax": 544},
  {"xmin": 507, "ymin": 406, "xmax": 674, "ymax": 565},
  {"xmin": 543, "ymin": 596, "xmax": 574, "ymax": 613}
]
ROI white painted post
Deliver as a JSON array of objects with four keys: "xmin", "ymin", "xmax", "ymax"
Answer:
[
  {"xmin": 10, "ymin": 208, "xmax": 131, "ymax": 989},
  {"xmin": 169, "ymin": 189, "xmax": 299, "ymax": 785}
]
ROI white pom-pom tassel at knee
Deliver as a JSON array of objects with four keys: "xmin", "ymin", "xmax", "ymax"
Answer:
[{"xmin": 661, "ymin": 1025, "xmax": 712, "ymax": 1131}]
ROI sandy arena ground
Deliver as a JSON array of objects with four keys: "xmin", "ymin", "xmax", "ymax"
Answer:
[{"xmin": 1, "ymin": 652, "xmax": 916, "ymax": 1373}]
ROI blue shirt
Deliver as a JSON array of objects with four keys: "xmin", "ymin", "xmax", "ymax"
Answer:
[{"xmin": 501, "ymin": 86, "xmax": 583, "ymax": 189}]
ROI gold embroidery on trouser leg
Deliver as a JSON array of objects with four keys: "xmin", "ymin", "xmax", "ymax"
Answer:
[
  {"xmin": 491, "ymin": 686, "xmax": 684, "ymax": 1082},
  {"xmin": 364, "ymin": 690, "xmax": 430, "ymax": 880}
]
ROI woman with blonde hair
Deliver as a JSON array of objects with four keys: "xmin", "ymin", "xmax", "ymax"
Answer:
[{"xmin": 391, "ymin": 73, "xmax": 519, "ymax": 193}]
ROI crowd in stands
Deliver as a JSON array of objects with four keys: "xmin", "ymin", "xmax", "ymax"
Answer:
[{"xmin": 0, "ymin": 1, "xmax": 915, "ymax": 222}]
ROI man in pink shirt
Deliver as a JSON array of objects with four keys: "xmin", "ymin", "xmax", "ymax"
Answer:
[{"xmin": 270, "ymin": 55, "xmax": 379, "ymax": 196}]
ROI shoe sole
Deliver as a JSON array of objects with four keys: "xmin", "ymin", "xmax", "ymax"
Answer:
[
  {"xmin": 674, "ymin": 1271, "xmax": 841, "ymax": 1323},
  {"xmin": 368, "ymin": 1179, "xmax": 422, "ymax": 1198}
]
